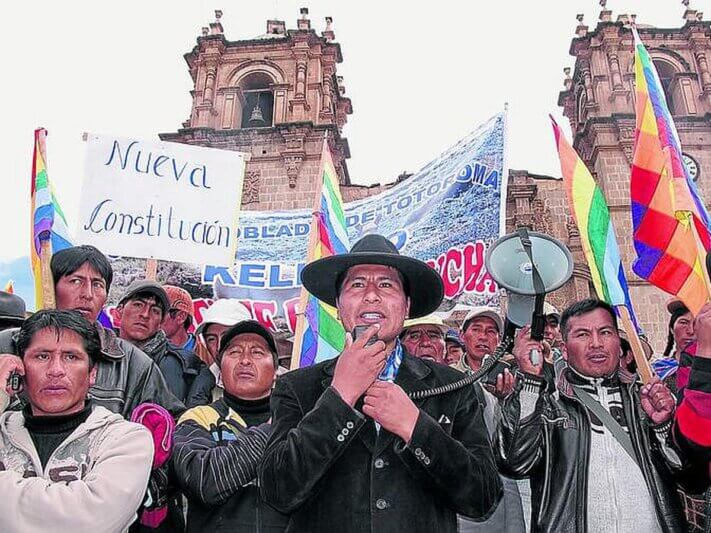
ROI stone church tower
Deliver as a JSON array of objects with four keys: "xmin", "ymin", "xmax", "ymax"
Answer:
[
  {"xmin": 160, "ymin": 9, "xmax": 358, "ymax": 212},
  {"xmin": 512, "ymin": 3, "xmax": 711, "ymax": 348}
]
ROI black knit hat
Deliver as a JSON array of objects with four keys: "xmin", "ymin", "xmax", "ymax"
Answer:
[{"xmin": 217, "ymin": 320, "xmax": 278, "ymax": 367}]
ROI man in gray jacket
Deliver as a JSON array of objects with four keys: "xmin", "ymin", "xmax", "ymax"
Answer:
[
  {"xmin": 0, "ymin": 245, "xmax": 183, "ymax": 418},
  {"xmin": 0, "ymin": 310, "xmax": 153, "ymax": 532}
]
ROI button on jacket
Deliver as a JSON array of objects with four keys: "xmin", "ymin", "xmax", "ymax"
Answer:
[{"xmin": 258, "ymin": 352, "xmax": 503, "ymax": 533}]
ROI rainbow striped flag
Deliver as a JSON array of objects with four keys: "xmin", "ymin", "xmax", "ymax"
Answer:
[
  {"xmin": 31, "ymin": 128, "xmax": 72, "ymax": 308},
  {"xmin": 630, "ymin": 29, "xmax": 711, "ymax": 315},
  {"xmin": 552, "ymin": 117, "xmax": 638, "ymax": 325},
  {"xmin": 292, "ymin": 138, "xmax": 350, "ymax": 368}
]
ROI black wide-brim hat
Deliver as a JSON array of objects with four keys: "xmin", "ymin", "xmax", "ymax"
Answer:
[{"xmin": 300, "ymin": 234, "xmax": 444, "ymax": 319}]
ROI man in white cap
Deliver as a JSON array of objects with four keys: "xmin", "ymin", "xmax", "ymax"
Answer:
[
  {"xmin": 455, "ymin": 306, "xmax": 504, "ymax": 374},
  {"xmin": 399, "ymin": 314, "xmax": 448, "ymax": 365},
  {"xmin": 185, "ymin": 299, "xmax": 253, "ymax": 407},
  {"xmin": 453, "ymin": 306, "xmax": 525, "ymax": 533},
  {"xmin": 542, "ymin": 302, "xmax": 562, "ymax": 352}
]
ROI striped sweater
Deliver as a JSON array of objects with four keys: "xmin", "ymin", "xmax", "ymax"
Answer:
[{"xmin": 171, "ymin": 398, "xmax": 287, "ymax": 532}]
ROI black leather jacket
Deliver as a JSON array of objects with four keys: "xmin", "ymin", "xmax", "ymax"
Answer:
[
  {"xmin": 137, "ymin": 330, "xmax": 207, "ymax": 405},
  {"xmin": 496, "ymin": 369, "xmax": 688, "ymax": 533},
  {"xmin": 0, "ymin": 325, "xmax": 185, "ymax": 419}
]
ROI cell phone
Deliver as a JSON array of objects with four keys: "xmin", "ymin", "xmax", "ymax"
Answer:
[
  {"xmin": 352, "ymin": 325, "xmax": 379, "ymax": 347},
  {"xmin": 8, "ymin": 371, "xmax": 22, "ymax": 393}
]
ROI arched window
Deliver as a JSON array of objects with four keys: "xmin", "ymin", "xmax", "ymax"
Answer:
[
  {"xmin": 239, "ymin": 72, "xmax": 275, "ymax": 128},
  {"xmin": 652, "ymin": 59, "xmax": 677, "ymax": 115}
]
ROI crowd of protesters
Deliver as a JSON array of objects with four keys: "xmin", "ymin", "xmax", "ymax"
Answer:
[{"xmin": 0, "ymin": 238, "xmax": 708, "ymax": 532}]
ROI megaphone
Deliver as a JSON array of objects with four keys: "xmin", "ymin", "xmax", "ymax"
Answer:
[{"xmin": 485, "ymin": 227, "xmax": 573, "ymax": 340}]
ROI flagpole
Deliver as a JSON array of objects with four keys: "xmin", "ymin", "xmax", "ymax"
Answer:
[
  {"xmin": 290, "ymin": 131, "xmax": 329, "ymax": 370},
  {"xmin": 39, "ymin": 238, "xmax": 56, "ymax": 309},
  {"xmin": 616, "ymin": 305, "xmax": 653, "ymax": 384},
  {"xmin": 34, "ymin": 128, "xmax": 56, "ymax": 309}
]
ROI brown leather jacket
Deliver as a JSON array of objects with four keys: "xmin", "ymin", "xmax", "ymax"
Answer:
[{"xmin": 0, "ymin": 324, "xmax": 184, "ymax": 419}]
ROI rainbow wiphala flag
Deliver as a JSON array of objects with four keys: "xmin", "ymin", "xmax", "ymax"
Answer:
[
  {"xmin": 31, "ymin": 128, "xmax": 72, "ymax": 309},
  {"xmin": 295, "ymin": 140, "xmax": 350, "ymax": 367},
  {"xmin": 552, "ymin": 117, "xmax": 638, "ymax": 327},
  {"xmin": 629, "ymin": 29, "xmax": 711, "ymax": 315}
]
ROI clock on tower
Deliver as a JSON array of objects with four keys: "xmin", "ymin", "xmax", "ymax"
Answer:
[{"xmin": 682, "ymin": 153, "xmax": 700, "ymax": 182}]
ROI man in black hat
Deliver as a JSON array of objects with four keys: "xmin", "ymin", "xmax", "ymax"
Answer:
[
  {"xmin": 0, "ymin": 291, "xmax": 26, "ymax": 332},
  {"xmin": 172, "ymin": 319, "xmax": 288, "ymax": 532},
  {"xmin": 259, "ymin": 234, "xmax": 502, "ymax": 533},
  {"xmin": 116, "ymin": 280, "xmax": 206, "ymax": 404}
]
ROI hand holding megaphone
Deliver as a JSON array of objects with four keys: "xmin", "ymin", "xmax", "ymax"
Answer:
[{"xmin": 512, "ymin": 325, "xmax": 545, "ymax": 376}]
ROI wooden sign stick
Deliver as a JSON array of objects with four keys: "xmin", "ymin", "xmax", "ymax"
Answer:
[{"xmin": 145, "ymin": 258, "xmax": 158, "ymax": 281}]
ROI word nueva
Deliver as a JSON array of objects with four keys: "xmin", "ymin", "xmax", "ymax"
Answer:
[
  {"xmin": 104, "ymin": 140, "xmax": 211, "ymax": 189},
  {"xmin": 83, "ymin": 199, "xmax": 231, "ymax": 247}
]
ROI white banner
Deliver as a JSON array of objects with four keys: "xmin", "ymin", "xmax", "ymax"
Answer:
[{"xmin": 77, "ymin": 134, "xmax": 246, "ymax": 266}]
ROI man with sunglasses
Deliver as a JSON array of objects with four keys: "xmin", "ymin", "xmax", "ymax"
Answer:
[{"xmin": 162, "ymin": 285, "xmax": 197, "ymax": 352}]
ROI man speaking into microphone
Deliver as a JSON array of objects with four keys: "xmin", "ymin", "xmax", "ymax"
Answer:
[{"xmin": 259, "ymin": 234, "xmax": 502, "ymax": 533}]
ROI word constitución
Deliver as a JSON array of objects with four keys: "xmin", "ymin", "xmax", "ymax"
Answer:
[{"xmin": 83, "ymin": 199, "xmax": 231, "ymax": 247}]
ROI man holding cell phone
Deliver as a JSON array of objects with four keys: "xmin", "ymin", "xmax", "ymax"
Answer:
[
  {"xmin": 0, "ymin": 309, "xmax": 153, "ymax": 532},
  {"xmin": 259, "ymin": 234, "xmax": 502, "ymax": 533}
]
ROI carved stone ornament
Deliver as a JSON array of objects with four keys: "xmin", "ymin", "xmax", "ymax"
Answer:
[
  {"xmin": 242, "ymin": 170, "xmax": 261, "ymax": 204},
  {"xmin": 284, "ymin": 155, "xmax": 303, "ymax": 188}
]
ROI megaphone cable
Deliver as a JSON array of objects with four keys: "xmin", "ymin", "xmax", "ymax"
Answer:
[{"xmin": 408, "ymin": 333, "xmax": 514, "ymax": 400}]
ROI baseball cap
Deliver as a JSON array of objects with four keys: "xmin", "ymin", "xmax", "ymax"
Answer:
[
  {"xmin": 217, "ymin": 320, "xmax": 278, "ymax": 367},
  {"xmin": 196, "ymin": 299, "xmax": 252, "ymax": 336},
  {"xmin": 461, "ymin": 306, "xmax": 504, "ymax": 333},
  {"xmin": 118, "ymin": 280, "xmax": 170, "ymax": 314},
  {"xmin": 164, "ymin": 285, "xmax": 193, "ymax": 318}
]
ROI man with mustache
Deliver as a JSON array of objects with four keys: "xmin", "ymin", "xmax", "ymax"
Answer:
[
  {"xmin": 172, "ymin": 319, "xmax": 288, "ymax": 532},
  {"xmin": 455, "ymin": 307, "xmax": 504, "ymax": 374},
  {"xmin": 0, "ymin": 245, "xmax": 183, "ymax": 419},
  {"xmin": 259, "ymin": 234, "xmax": 502, "ymax": 533},
  {"xmin": 0, "ymin": 310, "xmax": 153, "ymax": 533},
  {"xmin": 399, "ymin": 314, "xmax": 447, "ymax": 365},
  {"xmin": 498, "ymin": 298, "xmax": 690, "ymax": 533}
]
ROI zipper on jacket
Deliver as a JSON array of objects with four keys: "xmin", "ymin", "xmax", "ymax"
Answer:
[
  {"xmin": 538, "ymin": 423, "xmax": 552, "ymax": 522},
  {"xmin": 570, "ymin": 393, "xmax": 591, "ymax": 533},
  {"xmin": 624, "ymin": 383, "xmax": 667, "ymax": 530}
]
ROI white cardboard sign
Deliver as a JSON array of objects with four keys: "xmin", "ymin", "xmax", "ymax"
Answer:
[{"xmin": 77, "ymin": 134, "xmax": 246, "ymax": 266}]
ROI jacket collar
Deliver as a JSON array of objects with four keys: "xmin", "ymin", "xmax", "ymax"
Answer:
[
  {"xmin": 0, "ymin": 405, "xmax": 122, "ymax": 471},
  {"xmin": 557, "ymin": 364, "xmax": 636, "ymax": 399},
  {"xmin": 96, "ymin": 324, "xmax": 126, "ymax": 361},
  {"xmin": 320, "ymin": 348, "xmax": 432, "ymax": 389}
]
